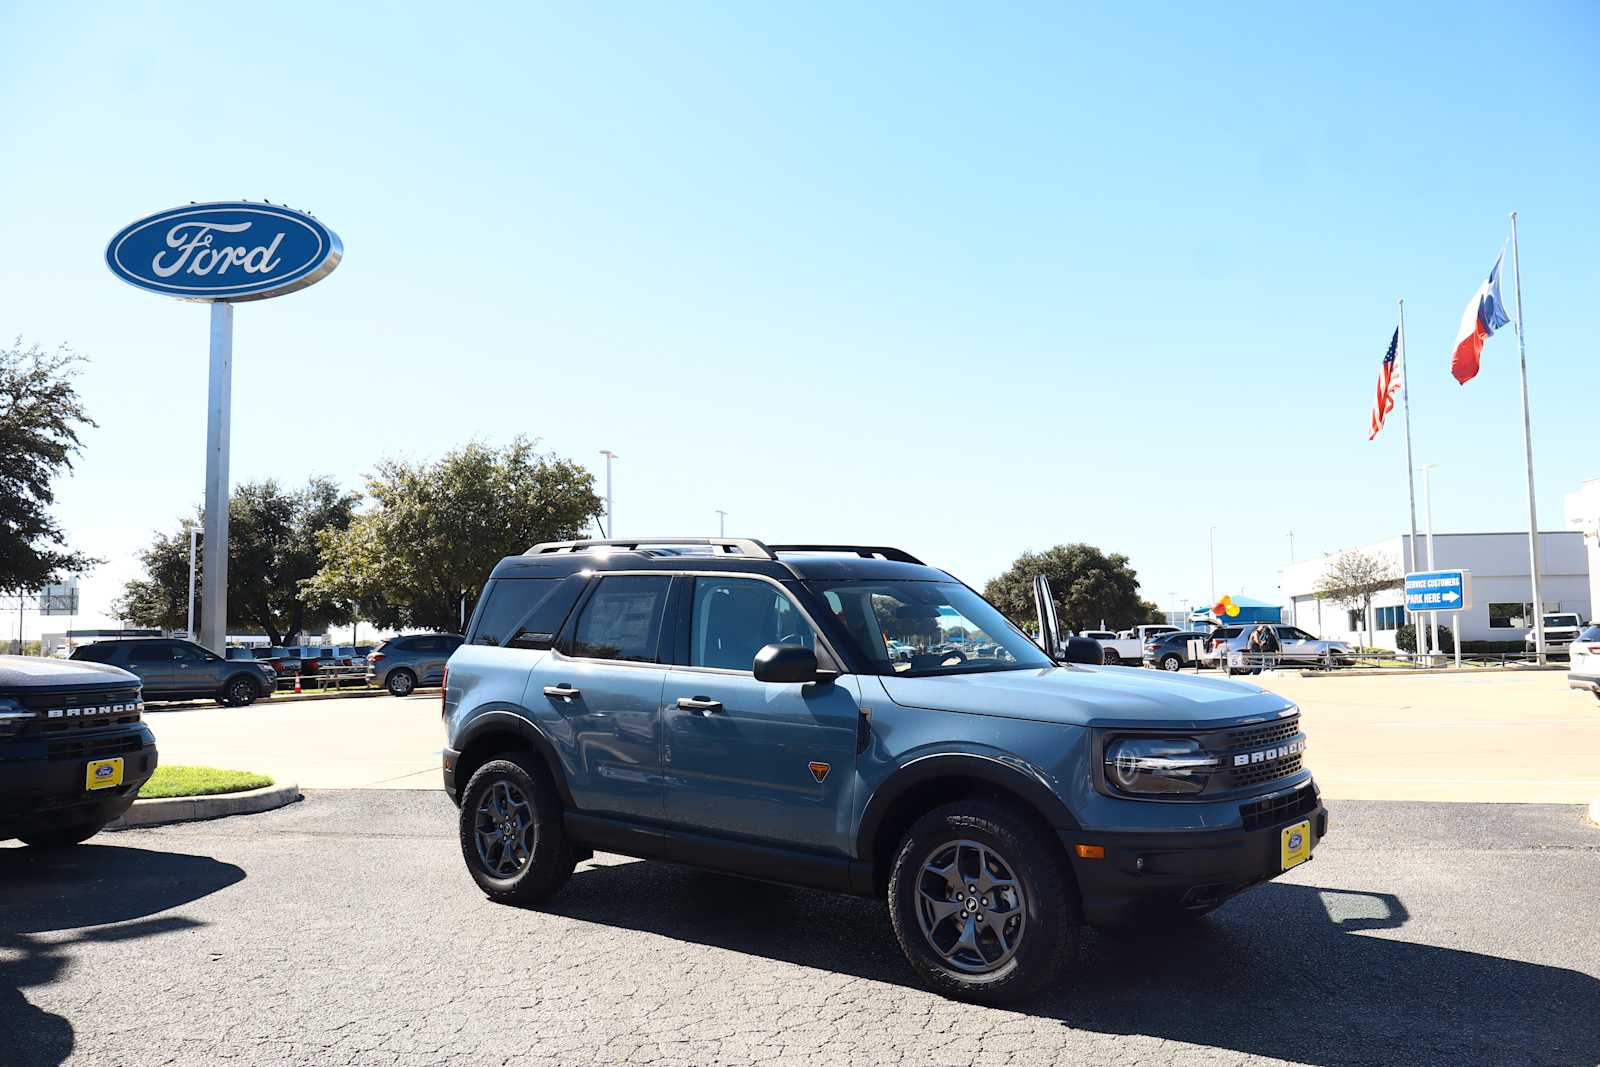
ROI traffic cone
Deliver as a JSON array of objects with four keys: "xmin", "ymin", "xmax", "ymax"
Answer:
[{"xmin": 293, "ymin": 672, "xmax": 302, "ymax": 694}]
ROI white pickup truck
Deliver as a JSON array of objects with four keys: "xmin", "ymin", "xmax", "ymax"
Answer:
[{"xmin": 1081, "ymin": 624, "xmax": 1180, "ymax": 665}]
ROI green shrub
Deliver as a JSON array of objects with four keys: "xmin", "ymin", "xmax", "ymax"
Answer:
[
  {"xmin": 1458, "ymin": 640, "xmax": 1527, "ymax": 654},
  {"xmin": 1396, "ymin": 623, "xmax": 1453, "ymax": 653}
]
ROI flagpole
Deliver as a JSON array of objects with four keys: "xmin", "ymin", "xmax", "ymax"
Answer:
[
  {"xmin": 1397, "ymin": 299, "xmax": 1424, "ymax": 655},
  {"xmin": 1509, "ymin": 211, "xmax": 1546, "ymax": 665}
]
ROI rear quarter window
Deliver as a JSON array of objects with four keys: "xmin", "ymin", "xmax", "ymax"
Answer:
[
  {"xmin": 470, "ymin": 576, "xmax": 587, "ymax": 649},
  {"xmin": 71, "ymin": 643, "xmax": 117, "ymax": 663}
]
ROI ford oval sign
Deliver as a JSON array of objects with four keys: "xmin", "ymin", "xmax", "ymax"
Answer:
[{"xmin": 106, "ymin": 201, "xmax": 342, "ymax": 302}]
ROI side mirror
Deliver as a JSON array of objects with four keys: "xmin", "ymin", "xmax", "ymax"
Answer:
[
  {"xmin": 1057, "ymin": 635, "xmax": 1103, "ymax": 664},
  {"xmin": 753, "ymin": 643, "xmax": 824, "ymax": 684}
]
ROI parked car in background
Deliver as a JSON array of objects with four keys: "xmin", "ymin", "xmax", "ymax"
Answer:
[
  {"xmin": 366, "ymin": 633, "xmax": 463, "ymax": 696},
  {"xmin": 1212, "ymin": 625, "xmax": 1355, "ymax": 674},
  {"xmin": 225, "ymin": 647, "xmax": 257, "ymax": 661},
  {"xmin": 1568, "ymin": 624, "xmax": 1600, "ymax": 702},
  {"xmin": 1089, "ymin": 625, "xmax": 1180, "ymax": 666},
  {"xmin": 72, "ymin": 638, "xmax": 276, "ymax": 706},
  {"xmin": 1141, "ymin": 630, "xmax": 1212, "ymax": 672},
  {"xmin": 0, "ymin": 655, "xmax": 157, "ymax": 847},
  {"xmin": 254, "ymin": 646, "xmax": 302, "ymax": 676},
  {"xmin": 1526, "ymin": 613, "xmax": 1585, "ymax": 659}
]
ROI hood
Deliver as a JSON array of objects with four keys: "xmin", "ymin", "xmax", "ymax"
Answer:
[
  {"xmin": 878, "ymin": 664, "xmax": 1292, "ymax": 730},
  {"xmin": 0, "ymin": 655, "xmax": 139, "ymax": 693}
]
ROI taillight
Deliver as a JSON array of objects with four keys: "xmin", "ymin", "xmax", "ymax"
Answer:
[
  {"xmin": 1587, "ymin": 645, "xmax": 1600, "ymax": 655},
  {"xmin": 370, "ymin": 652, "xmax": 385, "ymax": 664}
]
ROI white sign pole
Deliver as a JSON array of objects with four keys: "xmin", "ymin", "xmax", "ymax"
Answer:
[
  {"xmin": 1453, "ymin": 611, "xmax": 1461, "ymax": 669},
  {"xmin": 201, "ymin": 302, "xmax": 234, "ymax": 654}
]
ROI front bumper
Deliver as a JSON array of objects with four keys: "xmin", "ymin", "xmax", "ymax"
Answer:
[
  {"xmin": 0, "ymin": 726, "xmax": 159, "ymax": 838},
  {"xmin": 1065, "ymin": 788, "xmax": 1328, "ymax": 926}
]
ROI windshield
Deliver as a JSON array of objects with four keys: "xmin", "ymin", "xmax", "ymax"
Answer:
[
  {"xmin": 806, "ymin": 579, "xmax": 1052, "ymax": 676},
  {"xmin": 1546, "ymin": 614, "xmax": 1580, "ymax": 628}
]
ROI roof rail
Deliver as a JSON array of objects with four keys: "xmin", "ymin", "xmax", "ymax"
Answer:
[
  {"xmin": 525, "ymin": 537, "xmax": 776, "ymax": 559},
  {"xmin": 767, "ymin": 544, "xmax": 926, "ymax": 566}
]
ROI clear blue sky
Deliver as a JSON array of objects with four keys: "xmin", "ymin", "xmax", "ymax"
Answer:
[{"xmin": 3, "ymin": 1, "xmax": 1596, "ymax": 638}]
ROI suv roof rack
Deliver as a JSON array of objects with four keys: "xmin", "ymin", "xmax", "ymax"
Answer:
[
  {"xmin": 526, "ymin": 537, "xmax": 776, "ymax": 559},
  {"xmin": 767, "ymin": 544, "xmax": 926, "ymax": 566}
]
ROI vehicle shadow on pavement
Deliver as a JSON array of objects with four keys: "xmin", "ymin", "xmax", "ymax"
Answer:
[
  {"xmin": 0, "ymin": 844, "xmax": 245, "ymax": 1067},
  {"xmin": 552, "ymin": 862, "xmax": 1600, "ymax": 1066}
]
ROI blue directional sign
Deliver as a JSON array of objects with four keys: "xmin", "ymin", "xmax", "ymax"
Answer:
[
  {"xmin": 1405, "ymin": 569, "xmax": 1472, "ymax": 613},
  {"xmin": 106, "ymin": 201, "xmax": 342, "ymax": 302}
]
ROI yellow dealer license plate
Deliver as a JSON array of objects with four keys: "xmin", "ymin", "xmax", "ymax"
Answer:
[
  {"xmin": 85, "ymin": 757, "xmax": 124, "ymax": 791},
  {"xmin": 1280, "ymin": 819, "xmax": 1311, "ymax": 871}
]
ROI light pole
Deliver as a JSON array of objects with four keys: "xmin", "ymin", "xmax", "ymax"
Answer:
[
  {"xmin": 1418, "ymin": 463, "xmax": 1440, "ymax": 660},
  {"xmin": 1288, "ymin": 530, "xmax": 1295, "ymax": 563},
  {"xmin": 599, "ymin": 450, "xmax": 617, "ymax": 538},
  {"xmin": 715, "ymin": 509, "xmax": 727, "ymax": 537}
]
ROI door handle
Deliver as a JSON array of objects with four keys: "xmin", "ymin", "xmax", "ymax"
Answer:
[
  {"xmin": 676, "ymin": 696, "xmax": 723, "ymax": 714},
  {"xmin": 543, "ymin": 684, "xmax": 581, "ymax": 700}
]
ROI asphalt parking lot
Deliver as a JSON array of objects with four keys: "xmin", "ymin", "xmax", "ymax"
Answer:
[{"xmin": 3, "ymin": 791, "xmax": 1598, "ymax": 1067}]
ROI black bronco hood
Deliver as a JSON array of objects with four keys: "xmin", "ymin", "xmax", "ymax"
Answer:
[{"xmin": 0, "ymin": 655, "xmax": 139, "ymax": 693}]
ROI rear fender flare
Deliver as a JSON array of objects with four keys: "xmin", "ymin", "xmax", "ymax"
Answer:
[{"xmin": 453, "ymin": 707, "xmax": 574, "ymax": 808}]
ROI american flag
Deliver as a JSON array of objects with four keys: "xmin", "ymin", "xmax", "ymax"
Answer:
[{"xmin": 1368, "ymin": 328, "xmax": 1403, "ymax": 440}]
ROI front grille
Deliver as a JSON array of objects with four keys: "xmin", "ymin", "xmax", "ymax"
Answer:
[
  {"xmin": 1220, "ymin": 714, "xmax": 1300, "ymax": 751},
  {"xmin": 1231, "ymin": 752, "xmax": 1302, "ymax": 788},
  {"xmin": 45, "ymin": 734, "xmax": 142, "ymax": 761},
  {"xmin": 14, "ymin": 686, "xmax": 143, "ymax": 736},
  {"xmin": 1240, "ymin": 783, "xmax": 1318, "ymax": 832}
]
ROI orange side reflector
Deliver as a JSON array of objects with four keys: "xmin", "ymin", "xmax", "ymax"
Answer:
[{"xmin": 1074, "ymin": 844, "xmax": 1105, "ymax": 860}]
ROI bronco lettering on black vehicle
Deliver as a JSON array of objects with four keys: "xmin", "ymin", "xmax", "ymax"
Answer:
[{"xmin": 439, "ymin": 538, "xmax": 1328, "ymax": 1004}]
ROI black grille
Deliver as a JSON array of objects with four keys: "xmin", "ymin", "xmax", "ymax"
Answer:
[
  {"xmin": 1219, "ymin": 714, "xmax": 1300, "ymax": 751},
  {"xmin": 45, "ymin": 734, "xmax": 142, "ymax": 761},
  {"xmin": 1231, "ymin": 752, "xmax": 1302, "ymax": 788},
  {"xmin": 15, "ymin": 686, "xmax": 143, "ymax": 736},
  {"xmin": 17, "ymin": 686, "xmax": 141, "ymax": 710},
  {"xmin": 1240, "ymin": 783, "xmax": 1318, "ymax": 832}
]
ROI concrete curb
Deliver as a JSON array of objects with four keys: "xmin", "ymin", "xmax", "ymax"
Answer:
[
  {"xmin": 106, "ymin": 782, "xmax": 300, "ymax": 829},
  {"xmin": 145, "ymin": 686, "xmax": 439, "ymax": 711}
]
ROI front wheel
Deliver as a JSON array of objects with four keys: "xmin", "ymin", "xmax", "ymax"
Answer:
[
  {"xmin": 19, "ymin": 821, "xmax": 105, "ymax": 848},
  {"xmin": 222, "ymin": 676, "xmax": 259, "ymax": 707},
  {"xmin": 1161, "ymin": 654, "xmax": 1183, "ymax": 672},
  {"xmin": 887, "ymin": 800, "xmax": 1078, "ymax": 1004},
  {"xmin": 386, "ymin": 669, "xmax": 416, "ymax": 697},
  {"xmin": 458, "ymin": 755, "xmax": 574, "ymax": 907}
]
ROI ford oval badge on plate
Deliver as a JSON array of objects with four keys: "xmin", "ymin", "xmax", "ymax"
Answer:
[{"xmin": 106, "ymin": 201, "xmax": 342, "ymax": 302}]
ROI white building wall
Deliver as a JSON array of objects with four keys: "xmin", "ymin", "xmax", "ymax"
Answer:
[
  {"xmin": 1565, "ymin": 477, "xmax": 1600, "ymax": 623},
  {"xmin": 1280, "ymin": 531, "xmax": 1592, "ymax": 649}
]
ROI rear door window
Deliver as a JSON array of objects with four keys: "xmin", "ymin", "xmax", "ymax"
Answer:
[
  {"xmin": 128, "ymin": 641, "xmax": 173, "ymax": 665},
  {"xmin": 567, "ymin": 575, "xmax": 672, "ymax": 663}
]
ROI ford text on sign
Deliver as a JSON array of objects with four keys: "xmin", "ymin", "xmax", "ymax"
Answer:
[
  {"xmin": 106, "ymin": 202, "xmax": 342, "ymax": 302},
  {"xmin": 1404, "ymin": 569, "xmax": 1472, "ymax": 612}
]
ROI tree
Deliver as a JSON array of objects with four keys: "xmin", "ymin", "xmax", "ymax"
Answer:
[
  {"xmin": 305, "ymin": 438, "xmax": 602, "ymax": 633},
  {"xmin": 984, "ymin": 544, "xmax": 1147, "ymax": 634},
  {"xmin": 0, "ymin": 341, "xmax": 98, "ymax": 593},
  {"xmin": 1313, "ymin": 549, "xmax": 1401, "ymax": 649},
  {"xmin": 115, "ymin": 478, "xmax": 359, "ymax": 644}
]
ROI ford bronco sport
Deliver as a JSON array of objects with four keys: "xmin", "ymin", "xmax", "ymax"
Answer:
[
  {"xmin": 442, "ymin": 539, "xmax": 1326, "ymax": 1002},
  {"xmin": 1, "ymin": 655, "xmax": 158, "ymax": 846}
]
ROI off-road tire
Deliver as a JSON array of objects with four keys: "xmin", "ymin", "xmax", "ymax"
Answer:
[
  {"xmin": 19, "ymin": 821, "xmax": 105, "ymax": 848},
  {"xmin": 458, "ymin": 754, "xmax": 574, "ymax": 907},
  {"xmin": 887, "ymin": 800, "xmax": 1078, "ymax": 1004},
  {"xmin": 386, "ymin": 669, "xmax": 417, "ymax": 697}
]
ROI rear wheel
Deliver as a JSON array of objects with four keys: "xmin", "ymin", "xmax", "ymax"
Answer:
[
  {"xmin": 1101, "ymin": 648, "xmax": 1120, "ymax": 665},
  {"xmin": 887, "ymin": 800, "xmax": 1078, "ymax": 1004},
  {"xmin": 458, "ymin": 754, "xmax": 574, "ymax": 907},
  {"xmin": 386, "ymin": 669, "xmax": 416, "ymax": 697},
  {"xmin": 1160, "ymin": 654, "xmax": 1183, "ymax": 671},
  {"xmin": 19, "ymin": 821, "xmax": 105, "ymax": 848}
]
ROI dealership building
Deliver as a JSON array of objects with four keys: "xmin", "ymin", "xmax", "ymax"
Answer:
[{"xmin": 1278, "ymin": 530, "xmax": 1593, "ymax": 649}]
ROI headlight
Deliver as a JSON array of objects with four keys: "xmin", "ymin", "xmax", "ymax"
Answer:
[
  {"xmin": 0, "ymin": 699, "xmax": 33, "ymax": 736},
  {"xmin": 1104, "ymin": 737, "xmax": 1218, "ymax": 795}
]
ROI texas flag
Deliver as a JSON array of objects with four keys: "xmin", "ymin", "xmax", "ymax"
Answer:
[{"xmin": 1450, "ymin": 252, "xmax": 1512, "ymax": 384}]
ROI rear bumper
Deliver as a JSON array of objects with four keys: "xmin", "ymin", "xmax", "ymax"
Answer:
[
  {"xmin": 1065, "ymin": 795, "xmax": 1328, "ymax": 926},
  {"xmin": 442, "ymin": 745, "xmax": 461, "ymax": 804},
  {"xmin": 0, "ymin": 727, "xmax": 159, "ymax": 838},
  {"xmin": 1568, "ymin": 671, "xmax": 1600, "ymax": 694}
]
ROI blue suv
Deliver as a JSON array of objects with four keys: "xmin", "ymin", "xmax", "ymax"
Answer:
[{"xmin": 442, "ymin": 539, "xmax": 1325, "ymax": 1002}]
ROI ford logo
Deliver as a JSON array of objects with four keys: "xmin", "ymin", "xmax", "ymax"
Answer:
[{"xmin": 106, "ymin": 201, "xmax": 341, "ymax": 302}]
